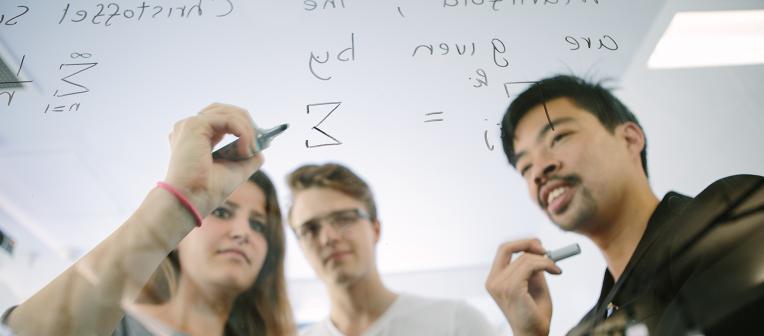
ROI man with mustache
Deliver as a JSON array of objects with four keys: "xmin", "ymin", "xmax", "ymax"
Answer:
[
  {"xmin": 286, "ymin": 163, "xmax": 495, "ymax": 336},
  {"xmin": 485, "ymin": 75, "xmax": 763, "ymax": 335}
]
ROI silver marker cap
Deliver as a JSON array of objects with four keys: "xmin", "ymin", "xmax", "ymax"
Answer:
[{"xmin": 545, "ymin": 243, "xmax": 581, "ymax": 262}]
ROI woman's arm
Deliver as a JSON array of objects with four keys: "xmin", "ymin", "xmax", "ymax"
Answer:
[{"xmin": 6, "ymin": 103, "xmax": 263, "ymax": 336}]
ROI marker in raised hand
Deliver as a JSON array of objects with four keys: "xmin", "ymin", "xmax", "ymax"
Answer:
[
  {"xmin": 545, "ymin": 243, "xmax": 581, "ymax": 262},
  {"xmin": 212, "ymin": 123, "xmax": 288, "ymax": 161}
]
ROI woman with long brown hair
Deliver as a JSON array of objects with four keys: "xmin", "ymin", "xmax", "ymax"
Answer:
[
  {"xmin": 121, "ymin": 171, "xmax": 296, "ymax": 336},
  {"xmin": 3, "ymin": 104, "xmax": 296, "ymax": 336}
]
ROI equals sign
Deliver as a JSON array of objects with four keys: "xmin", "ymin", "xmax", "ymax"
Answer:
[{"xmin": 424, "ymin": 112, "xmax": 444, "ymax": 123}]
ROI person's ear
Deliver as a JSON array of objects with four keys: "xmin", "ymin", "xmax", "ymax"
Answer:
[
  {"xmin": 372, "ymin": 219, "xmax": 381, "ymax": 244},
  {"xmin": 619, "ymin": 122, "xmax": 646, "ymax": 163}
]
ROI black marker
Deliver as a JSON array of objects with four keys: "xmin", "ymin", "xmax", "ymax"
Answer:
[{"xmin": 212, "ymin": 123, "xmax": 288, "ymax": 161}]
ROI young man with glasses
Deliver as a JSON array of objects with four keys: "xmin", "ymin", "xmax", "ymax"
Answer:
[{"xmin": 287, "ymin": 163, "xmax": 495, "ymax": 336}]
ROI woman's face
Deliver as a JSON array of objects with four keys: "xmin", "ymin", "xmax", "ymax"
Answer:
[{"xmin": 177, "ymin": 181, "xmax": 270, "ymax": 294}]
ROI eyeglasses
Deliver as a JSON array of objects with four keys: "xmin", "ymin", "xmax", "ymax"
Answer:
[{"xmin": 295, "ymin": 208, "xmax": 370, "ymax": 241}]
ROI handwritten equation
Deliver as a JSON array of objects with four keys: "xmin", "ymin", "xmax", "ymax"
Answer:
[
  {"xmin": 1, "ymin": 52, "xmax": 98, "ymax": 114},
  {"xmin": 303, "ymin": 93, "xmax": 551, "ymax": 153},
  {"xmin": 5, "ymin": 0, "xmax": 611, "ymax": 155},
  {"xmin": 301, "ymin": 1, "xmax": 604, "ymax": 151},
  {"xmin": 303, "ymin": 0, "xmax": 616, "ymax": 85},
  {"xmin": 44, "ymin": 53, "xmax": 99, "ymax": 114}
]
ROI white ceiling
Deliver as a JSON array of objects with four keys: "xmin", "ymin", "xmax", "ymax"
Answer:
[{"xmin": 1, "ymin": 0, "xmax": 762, "ymax": 332}]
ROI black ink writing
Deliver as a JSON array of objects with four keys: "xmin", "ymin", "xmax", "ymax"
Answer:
[
  {"xmin": 504, "ymin": 81, "xmax": 553, "ymax": 131},
  {"xmin": 483, "ymin": 118, "xmax": 501, "ymax": 151},
  {"xmin": 412, "ymin": 41, "xmax": 476, "ymax": 57},
  {"xmin": 470, "ymin": 69, "xmax": 488, "ymax": 88},
  {"xmin": 55, "ymin": 62, "xmax": 98, "ymax": 97},
  {"xmin": 443, "ymin": 0, "xmax": 599, "ymax": 11},
  {"xmin": 43, "ymin": 53, "xmax": 98, "ymax": 114},
  {"xmin": 503, "ymin": 81, "xmax": 531, "ymax": 98},
  {"xmin": 44, "ymin": 103, "xmax": 81, "ymax": 113},
  {"xmin": 58, "ymin": 0, "xmax": 233, "ymax": 26},
  {"xmin": 306, "ymin": 102, "xmax": 343, "ymax": 148},
  {"xmin": 485, "ymin": 129, "xmax": 494, "ymax": 150},
  {"xmin": 309, "ymin": 52, "xmax": 331, "ymax": 80},
  {"xmin": 565, "ymin": 34, "xmax": 618, "ymax": 51},
  {"xmin": 0, "ymin": 55, "xmax": 31, "ymax": 107},
  {"xmin": 308, "ymin": 33, "xmax": 356, "ymax": 81},
  {"xmin": 443, "ymin": 0, "xmax": 503, "ymax": 11},
  {"xmin": 510, "ymin": 0, "xmax": 599, "ymax": 4},
  {"xmin": 0, "ymin": 90, "xmax": 16, "ymax": 106},
  {"xmin": 216, "ymin": 0, "xmax": 233, "ymax": 17},
  {"xmin": 412, "ymin": 38, "xmax": 509, "ymax": 69},
  {"xmin": 304, "ymin": 0, "xmax": 346, "ymax": 11},
  {"xmin": 70, "ymin": 52, "xmax": 93, "ymax": 59},
  {"xmin": 491, "ymin": 38, "xmax": 509, "ymax": 67},
  {"xmin": 0, "ymin": 5, "xmax": 30, "ymax": 26},
  {"xmin": 424, "ymin": 112, "xmax": 445, "ymax": 123}
]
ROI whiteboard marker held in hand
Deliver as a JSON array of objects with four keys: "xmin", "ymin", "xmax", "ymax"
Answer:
[
  {"xmin": 545, "ymin": 243, "xmax": 581, "ymax": 262},
  {"xmin": 212, "ymin": 123, "xmax": 289, "ymax": 161}
]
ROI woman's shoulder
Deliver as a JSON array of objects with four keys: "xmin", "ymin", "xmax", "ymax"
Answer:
[{"xmin": 114, "ymin": 303, "xmax": 186, "ymax": 336}]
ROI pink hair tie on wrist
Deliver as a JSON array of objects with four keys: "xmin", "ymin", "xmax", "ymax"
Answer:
[{"xmin": 156, "ymin": 181, "xmax": 203, "ymax": 227}]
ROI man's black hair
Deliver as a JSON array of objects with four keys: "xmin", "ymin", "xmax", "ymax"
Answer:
[{"xmin": 500, "ymin": 75, "xmax": 648, "ymax": 176}]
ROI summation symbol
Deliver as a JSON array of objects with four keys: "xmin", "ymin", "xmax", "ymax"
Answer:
[
  {"xmin": 424, "ymin": 111, "xmax": 444, "ymax": 123},
  {"xmin": 54, "ymin": 54, "xmax": 98, "ymax": 97},
  {"xmin": 44, "ymin": 52, "xmax": 97, "ymax": 114},
  {"xmin": 306, "ymin": 102, "xmax": 343, "ymax": 148},
  {"xmin": 503, "ymin": 81, "xmax": 554, "ymax": 131}
]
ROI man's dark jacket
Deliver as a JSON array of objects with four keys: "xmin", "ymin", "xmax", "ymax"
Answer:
[{"xmin": 568, "ymin": 174, "xmax": 764, "ymax": 336}]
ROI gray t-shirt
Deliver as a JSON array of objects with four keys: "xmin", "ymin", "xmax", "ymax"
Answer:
[
  {"xmin": 2, "ymin": 306, "xmax": 186, "ymax": 336},
  {"xmin": 113, "ymin": 314, "xmax": 188, "ymax": 336}
]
